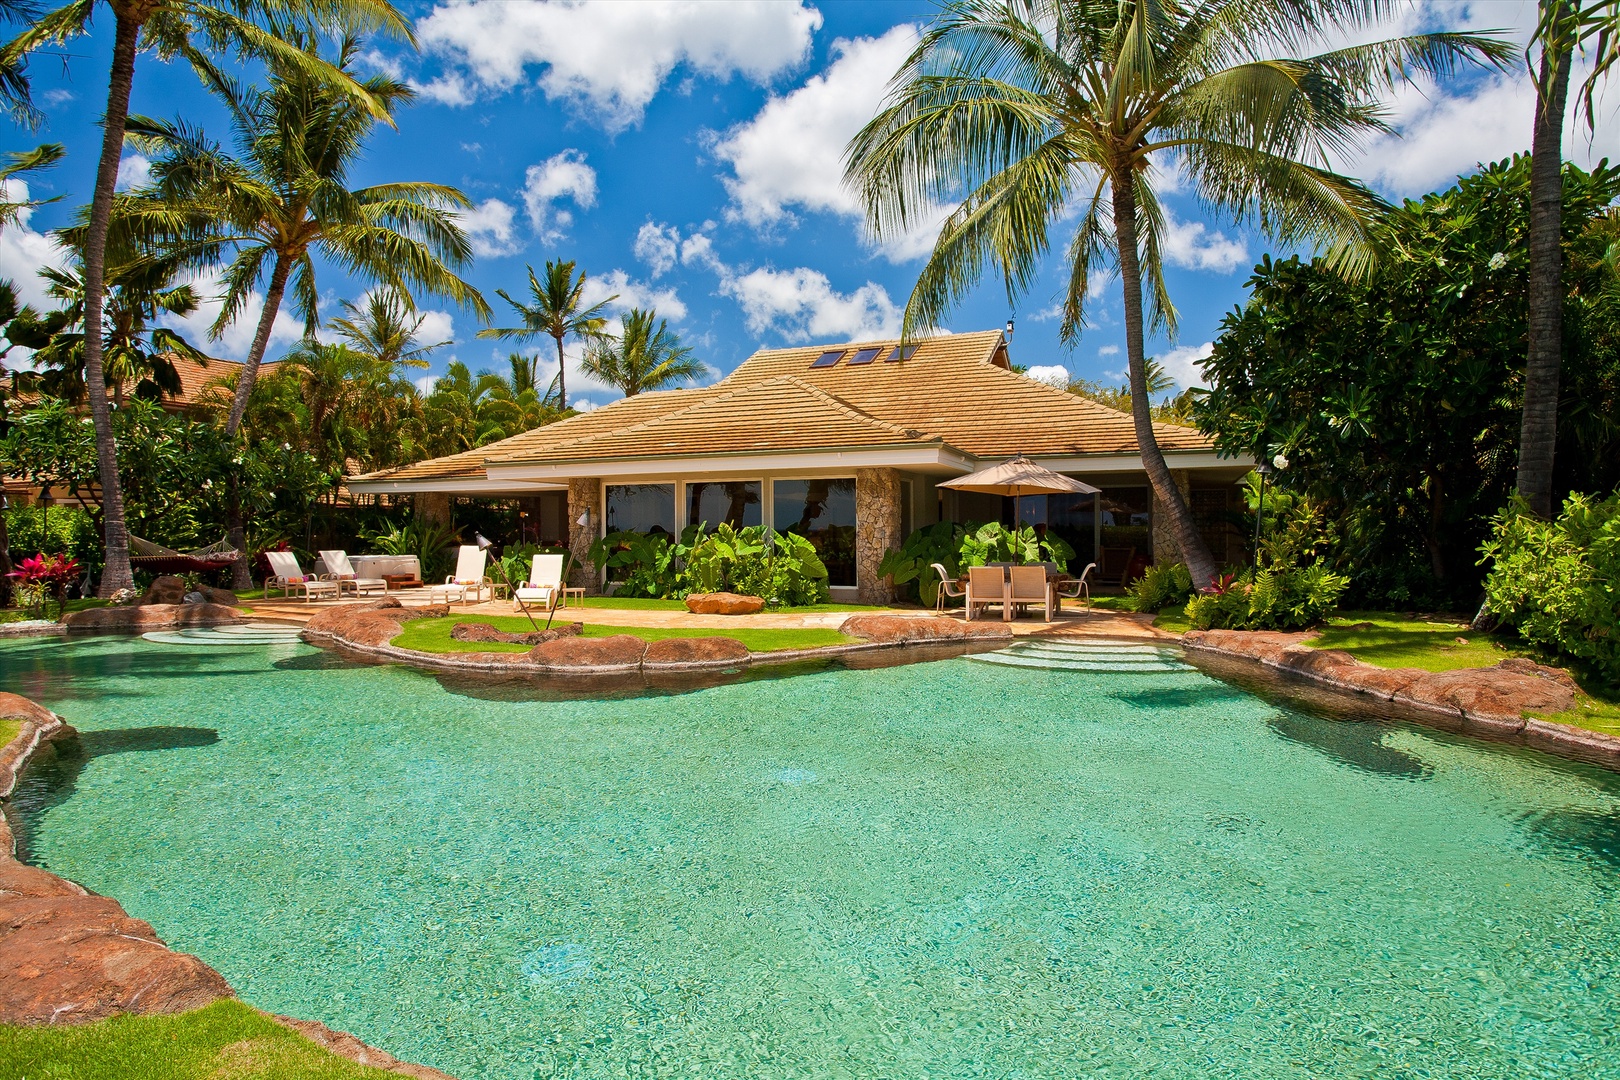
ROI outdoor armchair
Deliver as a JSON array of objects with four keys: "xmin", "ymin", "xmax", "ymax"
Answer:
[
  {"xmin": 318, "ymin": 550, "xmax": 388, "ymax": 597},
  {"xmin": 965, "ymin": 566, "xmax": 1008, "ymax": 622},
  {"xmin": 264, "ymin": 551, "xmax": 340, "ymax": 603},
  {"xmin": 514, "ymin": 553, "xmax": 565, "ymax": 612},
  {"xmin": 429, "ymin": 546, "xmax": 494, "ymax": 604},
  {"xmin": 1053, "ymin": 562, "xmax": 1096, "ymax": 611},
  {"xmin": 1008, "ymin": 565, "xmax": 1054, "ymax": 622},
  {"xmin": 931, "ymin": 562, "xmax": 967, "ymax": 613}
]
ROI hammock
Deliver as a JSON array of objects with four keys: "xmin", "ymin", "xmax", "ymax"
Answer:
[{"xmin": 128, "ymin": 535, "xmax": 242, "ymax": 572}]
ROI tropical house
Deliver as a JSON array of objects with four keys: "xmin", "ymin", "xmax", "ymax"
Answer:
[{"xmin": 347, "ymin": 330, "xmax": 1250, "ymax": 603}]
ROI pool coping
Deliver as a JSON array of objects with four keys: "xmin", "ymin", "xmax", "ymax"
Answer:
[
  {"xmin": 0, "ymin": 694, "xmax": 458, "ymax": 1079},
  {"xmin": 1180, "ymin": 630, "xmax": 1620, "ymax": 771}
]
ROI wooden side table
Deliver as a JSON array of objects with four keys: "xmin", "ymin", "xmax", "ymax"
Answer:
[{"xmin": 560, "ymin": 587, "xmax": 587, "ymax": 608}]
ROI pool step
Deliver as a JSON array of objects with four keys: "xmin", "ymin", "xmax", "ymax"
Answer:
[
  {"xmin": 142, "ymin": 623, "xmax": 304, "ymax": 647},
  {"xmin": 967, "ymin": 640, "xmax": 1192, "ymax": 674}
]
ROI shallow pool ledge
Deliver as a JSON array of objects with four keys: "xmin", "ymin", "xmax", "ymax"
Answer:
[
  {"xmin": 1182, "ymin": 628, "xmax": 1620, "ymax": 771},
  {"xmin": 0, "ymin": 692, "xmax": 457, "ymax": 1079}
]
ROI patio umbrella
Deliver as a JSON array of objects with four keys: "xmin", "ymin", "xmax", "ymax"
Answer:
[{"xmin": 940, "ymin": 456, "xmax": 1100, "ymax": 562}]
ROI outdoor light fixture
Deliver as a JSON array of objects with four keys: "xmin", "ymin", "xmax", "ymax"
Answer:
[
  {"xmin": 1252, "ymin": 457, "xmax": 1278, "ymax": 568},
  {"xmin": 1005, "ymin": 318, "xmax": 1015, "ymax": 338},
  {"xmin": 475, "ymin": 531, "xmax": 539, "ymax": 631}
]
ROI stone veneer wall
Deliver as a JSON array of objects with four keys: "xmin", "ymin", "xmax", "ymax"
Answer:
[
  {"xmin": 854, "ymin": 468, "xmax": 903, "ymax": 605},
  {"xmin": 566, "ymin": 478, "xmax": 601, "ymax": 591},
  {"xmin": 1150, "ymin": 469, "xmax": 1192, "ymax": 566}
]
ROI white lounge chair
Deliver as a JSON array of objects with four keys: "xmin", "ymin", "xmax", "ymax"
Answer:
[
  {"xmin": 513, "ymin": 553, "xmax": 565, "ymax": 612},
  {"xmin": 429, "ymin": 546, "xmax": 493, "ymax": 604},
  {"xmin": 1054, "ymin": 562, "xmax": 1096, "ymax": 611},
  {"xmin": 931, "ymin": 562, "xmax": 966, "ymax": 613},
  {"xmin": 1008, "ymin": 565, "xmax": 1054, "ymax": 622},
  {"xmin": 965, "ymin": 565, "xmax": 1008, "ymax": 621},
  {"xmin": 264, "ymin": 550, "xmax": 340, "ymax": 602},
  {"xmin": 318, "ymin": 550, "xmax": 388, "ymax": 597}
]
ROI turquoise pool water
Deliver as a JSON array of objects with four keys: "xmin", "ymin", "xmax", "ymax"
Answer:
[{"xmin": 4, "ymin": 635, "xmax": 1619, "ymax": 1078}]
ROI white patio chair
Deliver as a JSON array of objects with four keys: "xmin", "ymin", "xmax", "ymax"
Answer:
[
  {"xmin": 264, "ymin": 550, "xmax": 340, "ymax": 603},
  {"xmin": 318, "ymin": 550, "xmax": 388, "ymax": 597},
  {"xmin": 931, "ymin": 562, "xmax": 966, "ymax": 613},
  {"xmin": 1053, "ymin": 562, "xmax": 1096, "ymax": 611},
  {"xmin": 1008, "ymin": 565, "xmax": 1054, "ymax": 622},
  {"xmin": 429, "ymin": 546, "xmax": 493, "ymax": 604},
  {"xmin": 514, "ymin": 553, "xmax": 565, "ymax": 612},
  {"xmin": 964, "ymin": 565, "xmax": 1008, "ymax": 622}
]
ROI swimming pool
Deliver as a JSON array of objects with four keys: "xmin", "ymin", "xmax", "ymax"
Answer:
[{"xmin": 5, "ymin": 634, "xmax": 1618, "ymax": 1078}]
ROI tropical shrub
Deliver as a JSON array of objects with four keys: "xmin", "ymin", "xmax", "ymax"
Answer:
[
  {"xmin": 682, "ymin": 525, "xmax": 829, "ymax": 607},
  {"xmin": 877, "ymin": 521, "xmax": 967, "ymax": 607},
  {"xmin": 6, "ymin": 505, "xmax": 100, "ymax": 571},
  {"xmin": 957, "ymin": 522, "xmax": 1074, "ymax": 570},
  {"xmin": 1185, "ymin": 564, "xmax": 1349, "ymax": 631},
  {"xmin": 588, "ymin": 530, "xmax": 685, "ymax": 599},
  {"xmin": 1128, "ymin": 561, "xmax": 1194, "ymax": 613},
  {"xmin": 366, "ymin": 517, "xmax": 463, "ymax": 584},
  {"xmin": 1481, "ymin": 492, "xmax": 1620, "ymax": 682},
  {"xmin": 8, "ymin": 552, "xmax": 82, "ymax": 618}
]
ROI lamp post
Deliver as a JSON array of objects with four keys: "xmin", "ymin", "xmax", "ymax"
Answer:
[
  {"xmin": 474, "ymin": 532, "xmax": 538, "ymax": 631},
  {"xmin": 1252, "ymin": 452, "xmax": 1289, "ymax": 568}
]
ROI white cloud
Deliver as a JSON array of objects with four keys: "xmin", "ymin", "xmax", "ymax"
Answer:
[
  {"xmin": 521, "ymin": 150, "xmax": 596, "ymax": 244},
  {"xmin": 710, "ymin": 25, "xmax": 950, "ymax": 262},
  {"xmin": 1025, "ymin": 364, "xmax": 1070, "ymax": 387},
  {"xmin": 43, "ymin": 88, "xmax": 74, "ymax": 105},
  {"xmin": 417, "ymin": 0, "xmax": 822, "ymax": 130},
  {"xmin": 456, "ymin": 197, "xmax": 519, "ymax": 258},
  {"xmin": 634, "ymin": 222, "xmax": 680, "ymax": 277},
  {"xmin": 1098, "ymin": 344, "xmax": 1120, "ymax": 357},
  {"xmin": 414, "ymin": 373, "xmax": 439, "ymax": 395},
  {"xmin": 678, "ymin": 231, "xmax": 725, "ymax": 274},
  {"xmin": 1161, "ymin": 211, "xmax": 1247, "ymax": 273},
  {"xmin": 414, "ymin": 307, "xmax": 456, "ymax": 348},
  {"xmin": 0, "ymin": 181, "xmax": 70, "ymax": 311},
  {"xmin": 582, "ymin": 269, "xmax": 687, "ymax": 322},
  {"xmin": 1158, "ymin": 342, "xmax": 1214, "ymax": 391},
  {"xmin": 158, "ymin": 268, "xmax": 309, "ymax": 361},
  {"xmin": 721, "ymin": 266, "xmax": 900, "ymax": 342},
  {"xmin": 115, "ymin": 154, "xmax": 151, "ymax": 191}
]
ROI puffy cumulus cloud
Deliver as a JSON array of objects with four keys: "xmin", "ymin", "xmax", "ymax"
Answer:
[
  {"xmin": 581, "ymin": 269, "xmax": 688, "ymax": 322},
  {"xmin": 0, "ymin": 181, "xmax": 70, "ymax": 311},
  {"xmin": 115, "ymin": 153, "xmax": 151, "ymax": 191},
  {"xmin": 1025, "ymin": 364, "xmax": 1070, "ymax": 387},
  {"xmin": 455, "ymin": 197, "xmax": 520, "ymax": 258},
  {"xmin": 157, "ymin": 268, "xmax": 309, "ymax": 361},
  {"xmin": 709, "ymin": 25, "xmax": 951, "ymax": 263},
  {"xmin": 633, "ymin": 221, "xmax": 680, "ymax": 278},
  {"xmin": 522, "ymin": 150, "xmax": 596, "ymax": 243},
  {"xmin": 414, "ymin": 307, "xmax": 457, "ymax": 348},
  {"xmin": 1161, "ymin": 212, "xmax": 1246, "ymax": 273},
  {"xmin": 1157, "ymin": 342, "xmax": 1214, "ymax": 390},
  {"xmin": 721, "ymin": 266, "xmax": 900, "ymax": 342},
  {"xmin": 417, "ymin": 0, "xmax": 822, "ymax": 130},
  {"xmin": 1098, "ymin": 344, "xmax": 1120, "ymax": 357}
]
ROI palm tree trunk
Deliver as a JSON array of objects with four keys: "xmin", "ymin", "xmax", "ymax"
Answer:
[
  {"xmin": 1110, "ymin": 169, "xmax": 1218, "ymax": 590},
  {"xmin": 1516, "ymin": 25, "xmax": 1573, "ymax": 520},
  {"xmin": 553, "ymin": 332, "xmax": 567, "ymax": 411},
  {"xmin": 223, "ymin": 252, "xmax": 291, "ymax": 589},
  {"xmin": 82, "ymin": 13, "xmax": 143, "ymax": 597}
]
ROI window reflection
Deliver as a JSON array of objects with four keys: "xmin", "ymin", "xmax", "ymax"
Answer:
[
  {"xmin": 773, "ymin": 478, "xmax": 857, "ymax": 587},
  {"xmin": 603, "ymin": 484, "xmax": 675, "ymax": 538},
  {"xmin": 685, "ymin": 481, "xmax": 761, "ymax": 530}
]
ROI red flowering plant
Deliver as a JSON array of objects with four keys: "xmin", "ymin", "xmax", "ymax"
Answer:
[{"xmin": 8, "ymin": 553, "xmax": 82, "ymax": 619}]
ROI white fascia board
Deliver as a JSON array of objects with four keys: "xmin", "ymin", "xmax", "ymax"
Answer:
[
  {"xmin": 345, "ymin": 477, "xmax": 567, "ymax": 495},
  {"xmin": 485, "ymin": 446, "xmax": 977, "ymax": 482},
  {"xmin": 1030, "ymin": 451, "xmax": 1252, "ymax": 472}
]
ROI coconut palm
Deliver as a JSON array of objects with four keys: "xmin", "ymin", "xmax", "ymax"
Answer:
[
  {"xmin": 582, "ymin": 308, "xmax": 706, "ymax": 397},
  {"xmin": 477, "ymin": 260, "xmax": 615, "ymax": 410},
  {"xmin": 328, "ymin": 288, "xmax": 450, "ymax": 370},
  {"xmin": 7, "ymin": 0, "xmax": 409, "ymax": 596},
  {"xmin": 845, "ymin": 0, "xmax": 1508, "ymax": 590}
]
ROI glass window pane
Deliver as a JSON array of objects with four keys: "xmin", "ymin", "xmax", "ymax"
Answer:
[
  {"xmin": 773, "ymin": 478, "xmax": 857, "ymax": 587},
  {"xmin": 685, "ymin": 481, "xmax": 762, "ymax": 530},
  {"xmin": 603, "ymin": 484, "xmax": 675, "ymax": 538}
]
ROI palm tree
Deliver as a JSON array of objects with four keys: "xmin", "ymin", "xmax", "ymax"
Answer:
[
  {"xmin": 328, "ymin": 288, "xmax": 451, "ymax": 370},
  {"xmin": 7, "ymin": 0, "xmax": 409, "ymax": 596},
  {"xmin": 582, "ymin": 308, "xmax": 707, "ymax": 397},
  {"xmin": 845, "ymin": 0, "xmax": 1507, "ymax": 590},
  {"xmin": 477, "ymin": 260, "xmax": 615, "ymax": 410}
]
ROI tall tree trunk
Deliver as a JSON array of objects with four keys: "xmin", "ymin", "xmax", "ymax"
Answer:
[
  {"xmin": 223, "ymin": 252, "xmax": 292, "ymax": 589},
  {"xmin": 82, "ymin": 13, "xmax": 143, "ymax": 597},
  {"xmin": 553, "ymin": 332, "xmax": 567, "ymax": 411},
  {"xmin": 1110, "ymin": 169, "xmax": 1218, "ymax": 589},
  {"xmin": 1516, "ymin": 17, "xmax": 1573, "ymax": 519}
]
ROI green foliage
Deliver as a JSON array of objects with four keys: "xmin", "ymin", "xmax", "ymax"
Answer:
[
  {"xmin": 365, "ymin": 516, "xmax": 462, "ymax": 583},
  {"xmin": 877, "ymin": 521, "xmax": 966, "ymax": 606},
  {"xmin": 1197, "ymin": 157, "xmax": 1620, "ymax": 607},
  {"xmin": 588, "ymin": 529, "xmax": 687, "ymax": 599},
  {"xmin": 592, "ymin": 524, "xmax": 832, "ymax": 608},
  {"xmin": 1128, "ymin": 561, "xmax": 1194, "ymax": 613},
  {"xmin": 1185, "ymin": 564, "xmax": 1350, "ymax": 631},
  {"xmin": 957, "ymin": 521, "xmax": 1074, "ymax": 571},
  {"xmin": 1481, "ymin": 492, "xmax": 1620, "ymax": 683},
  {"xmin": 6, "ymin": 504, "xmax": 99, "ymax": 570}
]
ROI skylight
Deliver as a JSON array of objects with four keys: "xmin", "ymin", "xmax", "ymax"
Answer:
[
  {"xmin": 848, "ymin": 347, "xmax": 881, "ymax": 366},
  {"xmin": 885, "ymin": 344, "xmax": 921, "ymax": 362},
  {"xmin": 810, "ymin": 350, "xmax": 844, "ymax": 368}
]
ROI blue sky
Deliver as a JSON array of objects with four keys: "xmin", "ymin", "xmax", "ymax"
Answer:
[{"xmin": 4, "ymin": 0, "xmax": 1615, "ymax": 409}]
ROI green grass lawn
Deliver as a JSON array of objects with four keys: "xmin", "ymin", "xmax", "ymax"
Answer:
[
  {"xmin": 391, "ymin": 615, "xmax": 856, "ymax": 655},
  {"xmin": 0, "ymin": 718, "xmax": 20, "ymax": 748},
  {"xmin": 0, "ymin": 999, "xmax": 406, "ymax": 1079}
]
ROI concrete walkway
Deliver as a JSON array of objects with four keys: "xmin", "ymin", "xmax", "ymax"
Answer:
[{"xmin": 243, "ymin": 593, "xmax": 1172, "ymax": 641}]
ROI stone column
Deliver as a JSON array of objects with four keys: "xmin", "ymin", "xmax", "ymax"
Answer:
[
  {"xmin": 855, "ymin": 467, "xmax": 903, "ymax": 604},
  {"xmin": 566, "ymin": 478, "xmax": 600, "ymax": 591},
  {"xmin": 1150, "ymin": 469, "xmax": 1192, "ymax": 566},
  {"xmin": 416, "ymin": 492, "xmax": 452, "ymax": 528}
]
